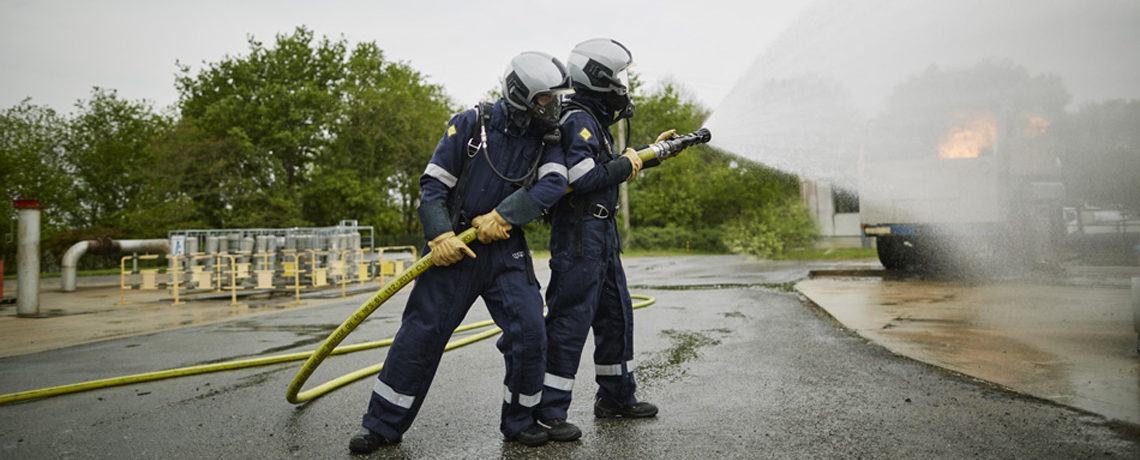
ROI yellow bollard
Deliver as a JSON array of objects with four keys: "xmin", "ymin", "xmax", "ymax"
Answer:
[
  {"xmin": 217, "ymin": 254, "xmax": 239, "ymax": 306},
  {"xmin": 305, "ymin": 250, "xmax": 328, "ymax": 288},
  {"xmin": 284, "ymin": 251, "xmax": 302, "ymax": 306},
  {"xmin": 118, "ymin": 255, "xmax": 131, "ymax": 305},
  {"xmin": 168, "ymin": 254, "xmax": 184, "ymax": 305},
  {"xmin": 254, "ymin": 252, "xmax": 274, "ymax": 290},
  {"xmin": 336, "ymin": 249, "xmax": 350, "ymax": 298},
  {"xmin": 355, "ymin": 249, "xmax": 370, "ymax": 284}
]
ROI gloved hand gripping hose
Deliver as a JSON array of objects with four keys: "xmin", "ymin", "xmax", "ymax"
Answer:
[
  {"xmin": 639, "ymin": 127, "xmax": 712, "ymax": 161},
  {"xmin": 285, "ymin": 227, "xmax": 480, "ymax": 403}
]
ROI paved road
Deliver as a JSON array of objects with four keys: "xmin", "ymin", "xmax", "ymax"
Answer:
[{"xmin": 1, "ymin": 256, "xmax": 1136, "ymax": 458}]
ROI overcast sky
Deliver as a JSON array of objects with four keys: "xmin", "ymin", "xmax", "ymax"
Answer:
[{"xmin": 0, "ymin": 0, "xmax": 811, "ymax": 114}]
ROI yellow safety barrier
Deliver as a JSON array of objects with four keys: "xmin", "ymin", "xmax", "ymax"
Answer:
[
  {"xmin": 333, "ymin": 249, "xmax": 351, "ymax": 298},
  {"xmin": 254, "ymin": 252, "xmax": 275, "ymax": 290},
  {"xmin": 375, "ymin": 245, "xmax": 417, "ymax": 287},
  {"xmin": 305, "ymin": 250, "xmax": 329, "ymax": 288},
  {"xmin": 188, "ymin": 254, "xmax": 213, "ymax": 291},
  {"xmin": 355, "ymin": 249, "xmax": 371, "ymax": 284},
  {"xmin": 216, "ymin": 254, "xmax": 240, "ymax": 306},
  {"xmin": 231, "ymin": 250, "xmax": 251, "ymax": 283},
  {"xmin": 118, "ymin": 255, "xmax": 132, "ymax": 305},
  {"xmin": 118, "ymin": 254, "xmax": 166, "ymax": 305},
  {"xmin": 283, "ymin": 250, "xmax": 303, "ymax": 306},
  {"xmin": 167, "ymin": 254, "xmax": 185, "ymax": 305}
]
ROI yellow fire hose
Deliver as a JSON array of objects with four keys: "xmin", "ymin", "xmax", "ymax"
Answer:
[
  {"xmin": 0, "ymin": 128, "xmax": 712, "ymax": 406},
  {"xmin": 0, "ymin": 226, "xmax": 652, "ymax": 405},
  {"xmin": 281, "ymin": 133, "xmax": 715, "ymax": 404}
]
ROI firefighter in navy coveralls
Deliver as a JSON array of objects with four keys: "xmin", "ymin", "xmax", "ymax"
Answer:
[
  {"xmin": 349, "ymin": 51, "xmax": 574, "ymax": 453},
  {"xmin": 535, "ymin": 39, "xmax": 681, "ymax": 442}
]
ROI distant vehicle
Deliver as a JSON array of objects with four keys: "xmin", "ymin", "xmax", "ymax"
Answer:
[{"xmin": 859, "ymin": 109, "xmax": 1068, "ymax": 272}]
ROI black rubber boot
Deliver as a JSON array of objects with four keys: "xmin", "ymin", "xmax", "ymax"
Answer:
[
  {"xmin": 509, "ymin": 423, "xmax": 550, "ymax": 447},
  {"xmin": 348, "ymin": 429, "xmax": 396, "ymax": 454},
  {"xmin": 538, "ymin": 418, "xmax": 582, "ymax": 442},
  {"xmin": 594, "ymin": 396, "xmax": 659, "ymax": 418}
]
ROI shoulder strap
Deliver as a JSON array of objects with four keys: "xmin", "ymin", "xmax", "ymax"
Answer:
[{"xmin": 449, "ymin": 102, "xmax": 494, "ymax": 229}]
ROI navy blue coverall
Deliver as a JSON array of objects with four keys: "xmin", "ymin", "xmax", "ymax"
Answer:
[
  {"xmin": 362, "ymin": 100, "xmax": 568, "ymax": 440},
  {"xmin": 537, "ymin": 95, "xmax": 662, "ymax": 421}
]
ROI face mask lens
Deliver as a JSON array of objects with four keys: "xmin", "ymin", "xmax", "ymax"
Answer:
[{"xmin": 613, "ymin": 69, "xmax": 630, "ymax": 95}]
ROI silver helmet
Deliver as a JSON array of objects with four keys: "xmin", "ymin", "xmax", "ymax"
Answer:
[
  {"xmin": 567, "ymin": 38, "xmax": 635, "ymax": 118},
  {"xmin": 566, "ymin": 38, "xmax": 633, "ymax": 95},
  {"xmin": 501, "ymin": 51, "xmax": 573, "ymax": 130}
]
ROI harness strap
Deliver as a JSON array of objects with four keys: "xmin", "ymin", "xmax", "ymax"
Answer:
[
  {"xmin": 562, "ymin": 101, "xmax": 619, "ymax": 257},
  {"xmin": 449, "ymin": 102, "xmax": 494, "ymax": 230}
]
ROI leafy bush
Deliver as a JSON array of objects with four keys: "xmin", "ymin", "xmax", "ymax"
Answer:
[
  {"xmin": 722, "ymin": 197, "xmax": 817, "ymax": 258},
  {"xmin": 627, "ymin": 224, "xmax": 725, "ymax": 252}
]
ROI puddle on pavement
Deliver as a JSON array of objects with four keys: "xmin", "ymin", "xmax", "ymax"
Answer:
[
  {"xmin": 797, "ymin": 277, "xmax": 1139, "ymax": 425},
  {"xmin": 630, "ymin": 282, "xmax": 798, "ymax": 292}
]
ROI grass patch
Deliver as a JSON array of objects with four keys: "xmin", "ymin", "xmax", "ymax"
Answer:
[
  {"xmin": 778, "ymin": 247, "xmax": 877, "ymax": 260},
  {"xmin": 635, "ymin": 329, "xmax": 722, "ymax": 385},
  {"xmin": 529, "ymin": 248, "xmax": 722, "ymax": 259},
  {"xmin": 6, "ymin": 268, "xmax": 128, "ymax": 279}
]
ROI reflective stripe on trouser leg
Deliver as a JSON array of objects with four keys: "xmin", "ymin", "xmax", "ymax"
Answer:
[
  {"xmin": 373, "ymin": 379, "xmax": 415, "ymax": 409},
  {"xmin": 481, "ymin": 237, "xmax": 547, "ymax": 437},
  {"xmin": 538, "ymin": 244, "xmax": 604, "ymax": 421},
  {"xmin": 593, "ymin": 252, "xmax": 638, "ymax": 406},
  {"xmin": 595, "ymin": 361, "xmax": 632, "ymax": 377},
  {"xmin": 544, "ymin": 373, "xmax": 574, "ymax": 392},
  {"xmin": 503, "ymin": 385, "xmax": 543, "ymax": 407},
  {"xmin": 362, "ymin": 259, "xmax": 481, "ymax": 442}
]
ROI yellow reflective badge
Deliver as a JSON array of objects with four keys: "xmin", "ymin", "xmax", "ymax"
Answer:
[
  {"xmin": 446, "ymin": 125, "xmax": 457, "ymax": 137},
  {"xmin": 579, "ymin": 127, "xmax": 592, "ymax": 141}
]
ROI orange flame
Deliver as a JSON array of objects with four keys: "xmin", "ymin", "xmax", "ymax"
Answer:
[
  {"xmin": 938, "ymin": 110, "xmax": 996, "ymax": 159},
  {"xmin": 1022, "ymin": 113, "xmax": 1050, "ymax": 138}
]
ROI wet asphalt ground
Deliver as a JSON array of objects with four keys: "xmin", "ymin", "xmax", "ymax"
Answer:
[{"xmin": 1, "ymin": 255, "xmax": 1137, "ymax": 458}]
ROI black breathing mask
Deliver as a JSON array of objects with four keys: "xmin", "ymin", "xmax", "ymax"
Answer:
[
  {"xmin": 528, "ymin": 96, "xmax": 563, "ymax": 144},
  {"xmin": 602, "ymin": 91, "xmax": 635, "ymax": 120}
]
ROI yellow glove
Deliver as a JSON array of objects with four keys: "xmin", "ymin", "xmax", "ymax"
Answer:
[
  {"xmin": 621, "ymin": 148, "xmax": 643, "ymax": 181},
  {"xmin": 654, "ymin": 129, "xmax": 678, "ymax": 144},
  {"xmin": 471, "ymin": 209, "xmax": 512, "ymax": 244},
  {"xmin": 653, "ymin": 129, "xmax": 679, "ymax": 161},
  {"xmin": 427, "ymin": 231, "xmax": 475, "ymax": 266}
]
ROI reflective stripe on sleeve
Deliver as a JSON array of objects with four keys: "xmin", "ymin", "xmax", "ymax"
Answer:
[
  {"xmin": 567, "ymin": 158, "xmax": 595, "ymax": 184},
  {"xmin": 424, "ymin": 163, "xmax": 458, "ymax": 188},
  {"xmin": 538, "ymin": 162, "xmax": 568, "ymax": 179},
  {"xmin": 544, "ymin": 373, "xmax": 574, "ymax": 392},
  {"xmin": 373, "ymin": 380, "xmax": 415, "ymax": 409}
]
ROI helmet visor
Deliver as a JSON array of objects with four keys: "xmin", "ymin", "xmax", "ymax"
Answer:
[
  {"xmin": 529, "ymin": 92, "xmax": 564, "ymax": 130},
  {"xmin": 613, "ymin": 68, "xmax": 630, "ymax": 95}
]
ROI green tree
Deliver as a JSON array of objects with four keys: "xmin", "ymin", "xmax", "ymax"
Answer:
[
  {"xmin": 307, "ymin": 42, "xmax": 454, "ymax": 235},
  {"xmin": 64, "ymin": 88, "xmax": 170, "ymax": 234},
  {"xmin": 0, "ymin": 100, "xmax": 72, "ymax": 269},
  {"xmin": 175, "ymin": 26, "xmax": 347, "ymax": 227},
  {"xmin": 622, "ymin": 80, "xmax": 813, "ymax": 255}
]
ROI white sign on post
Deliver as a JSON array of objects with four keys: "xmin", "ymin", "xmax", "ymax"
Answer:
[{"xmin": 171, "ymin": 235, "xmax": 186, "ymax": 256}]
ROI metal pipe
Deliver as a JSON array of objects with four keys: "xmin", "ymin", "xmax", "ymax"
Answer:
[
  {"xmin": 61, "ymin": 239, "xmax": 169, "ymax": 292},
  {"xmin": 61, "ymin": 241, "xmax": 89, "ymax": 292},
  {"xmin": 15, "ymin": 202, "xmax": 41, "ymax": 317},
  {"xmin": 1132, "ymin": 277, "xmax": 1139, "ymax": 353}
]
